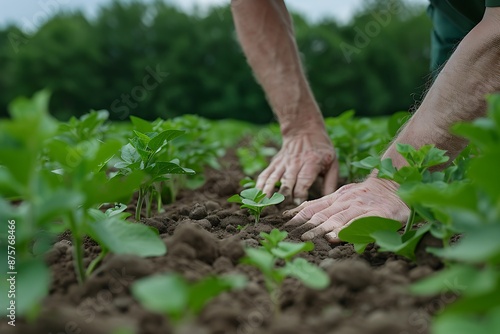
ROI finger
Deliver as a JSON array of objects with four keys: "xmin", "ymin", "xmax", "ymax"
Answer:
[
  {"xmin": 322, "ymin": 159, "xmax": 339, "ymax": 196},
  {"xmin": 262, "ymin": 165, "xmax": 285, "ymax": 197},
  {"xmin": 325, "ymin": 211, "xmax": 387, "ymax": 243},
  {"xmin": 293, "ymin": 161, "xmax": 323, "ymax": 203},
  {"xmin": 283, "ymin": 195, "xmax": 338, "ymax": 226},
  {"xmin": 256, "ymin": 165, "xmax": 274, "ymax": 191},
  {"xmin": 279, "ymin": 163, "xmax": 301, "ymax": 197},
  {"xmin": 286, "ymin": 197, "xmax": 348, "ymax": 231},
  {"xmin": 300, "ymin": 204, "xmax": 356, "ymax": 241}
]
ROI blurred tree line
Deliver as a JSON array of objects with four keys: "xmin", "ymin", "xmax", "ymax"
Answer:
[{"xmin": 0, "ymin": 0, "xmax": 432, "ymax": 123}]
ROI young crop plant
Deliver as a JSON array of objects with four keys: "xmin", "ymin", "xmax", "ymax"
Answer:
[
  {"xmin": 404, "ymin": 94, "xmax": 500, "ymax": 334},
  {"xmin": 114, "ymin": 128, "xmax": 195, "ymax": 220},
  {"xmin": 338, "ymin": 143, "xmax": 454, "ymax": 260},
  {"xmin": 241, "ymin": 229, "xmax": 330, "ymax": 312},
  {"xmin": 0, "ymin": 92, "xmax": 167, "ymax": 318},
  {"xmin": 228, "ymin": 188, "xmax": 284, "ymax": 225},
  {"xmin": 161, "ymin": 115, "xmax": 225, "ymax": 201},
  {"xmin": 325, "ymin": 110, "xmax": 394, "ymax": 182},
  {"xmin": 132, "ymin": 273, "xmax": 247, "ymax": 326},
  {"xmin": 236, "ymin": 124, "xmax": 281, "ymax": 176}
]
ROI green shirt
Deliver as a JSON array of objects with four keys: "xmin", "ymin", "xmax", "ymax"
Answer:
[
  {"xmin": 435, "ymin": 0, "xmax": 500, "ymax": 28},
  {"xmin": 429, "ymin": 0, "xmax": 500, "ymax": 71}
]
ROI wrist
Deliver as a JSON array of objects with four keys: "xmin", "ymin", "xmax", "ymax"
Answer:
[{"xmin": 279, "ymin": 103, "xmax": 326, "ymax": 137}]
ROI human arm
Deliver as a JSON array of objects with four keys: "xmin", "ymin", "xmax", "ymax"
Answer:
[
  {"xmin": 285, "ymin": 7, "xmax": 500, "ymax": 242},
  {"xmin": 231, "ymin": 0, "xmax": 338, "ymax": 203}
]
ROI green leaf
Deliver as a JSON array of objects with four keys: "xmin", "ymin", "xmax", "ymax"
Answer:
[
  {"xmin": 0, "ymin": 259, "xmax": 50, "ymax": 317},
  {"xmin": 132, "ymin": 274, "xmax": 188, "ymax": 320},
  {"xmin": 262, "ymin": 192, "xmax": 285, "ymax": 206},
  {"xmin": 133, "ymin": 130, "xmax": 152, "ymax": 146},
  {"xmin": 148, "ymin": 162, "xmax": 195, "ymax": 176},
  {"xmin": 227, "ymin": 194, "xmax": 242, "ymax": 204},
  {"xmin": 148, "ymin": 130, "xmax": 185, "ymax": 152},
  {"xmin": 260, "ymin": 229, "xmax": 288, "ymax": 251},
  {"xmin": 282, "ymin": 258, "xmax": 330, "ymax": 289},
  {"xmin": 433, "ymin": 309, "xmax": 500, "ymax": 334},
  {"xmin": 120, "ymin": 143, "xmax": 140, "ymax": 164},
  {"xmin": 241, "ymin": 248, "xmax": 275, "ymax": 276},
  {"xmin": 130, "ymin": 116, "xmax": 154, "ymax": 133},
  {"xmin": 271, "ymin": 241, "xmax": 314, "ymax": 261},
  {"xmin": 188, "ymin": 275, "xmax": 247, "ymax": 314},
  {"xmin": 338, "ymin": 216, "xmax": 402, "ymax": 245},
  {"xmin": 428, "ymin": 225, "xmax": 500, "ymax": 263},
  {"xmin": 353, "ymin": 243, "xmax": 369, "ymax": 253},
  {"xmin": 351, "ymin": 156, "xmax": 380, "ymax": 170},
  {"xmin": 83, "ymin": 170, "xmax": 145, "ymax": 207},
  {"xmin": 411, "ymin": 264, "xmax": 497, "ymax": 297},
  {"xmin": 388, "ymin": 111, "xmax": 410, "ymax": 137},
  {"xmin": 86, "ymin": 217, "xmax": 166, "ymax": 257},
  {"xmin": 240, "ymin": 188, "xmax": 264, "ymax": 202},
  {"xmin": 34, "ymin": 189, "xmax": 84, "ymax": 227}
]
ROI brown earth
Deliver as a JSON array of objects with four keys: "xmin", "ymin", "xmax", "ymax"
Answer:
[{"xmin": 1, "ymin": 152, "xmax": 451, "ymax": 334}]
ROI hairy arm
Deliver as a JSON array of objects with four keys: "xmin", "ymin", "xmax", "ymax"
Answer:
[
  {"xmin": 286, "ymin": 7, "xmax": 500, "ymax": 242},
  {"xmin": 384, "ymin": 7, "xmax": 500, "ymax": 167},
  {"xmin": 231, "ymin": 0, "xmax": 338, "ymax": 201},
  {"xmin": 231, "ymin": 0, "xmax": 324, "ymax": 135}
]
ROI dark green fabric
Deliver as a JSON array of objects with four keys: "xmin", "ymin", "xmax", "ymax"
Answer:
[{"xmin": 428, "ymin": 0, "xmax": 500, "ymax": 72}]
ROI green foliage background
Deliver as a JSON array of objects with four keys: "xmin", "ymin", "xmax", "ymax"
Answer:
[{"xmin": 0, "ymin": 0, "xmax": 432, "ymax": 123}]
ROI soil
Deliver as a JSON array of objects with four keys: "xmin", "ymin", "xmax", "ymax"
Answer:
[{"xmin": 2, "ymin": 151, "xmax": 449, "ymax": 334}]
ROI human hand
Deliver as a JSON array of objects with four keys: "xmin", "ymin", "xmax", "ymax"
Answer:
[
  {"xmin": 283, "ymin": 177, "xmax": 410, "ymax": 242},
  {"xmin": 256, "ymin": 130, "xmax": 338, "ymax": 204}
]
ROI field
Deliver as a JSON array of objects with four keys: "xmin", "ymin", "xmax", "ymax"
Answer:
[{"xmin": 1, "ymin": 91, "xmax": 500, "ymax": 334}]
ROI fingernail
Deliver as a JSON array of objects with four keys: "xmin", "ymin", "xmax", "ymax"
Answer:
[
  {"xmin": 326, "ymin": 233, "xmax": 337, "ymax": 242},
  {"xmin": 294, "ymin": 198, "xmax": 304, "ymax": 206},
  {"xmin": 302, "ymin": 232, "xmax": 314, "ymax": 240}
]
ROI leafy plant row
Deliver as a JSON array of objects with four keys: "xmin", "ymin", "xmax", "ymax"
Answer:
[
  {"xmin": 0, "ymin": 91, "xmax": 238, "ymax": 317},
  {"xmin": 337, "ymin": 95, "xmax": 500, "ymax": 333}
]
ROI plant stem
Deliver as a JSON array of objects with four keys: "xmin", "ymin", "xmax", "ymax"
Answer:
[
  {"xmin": 85, "ymin": 250, "xmax": 107, "ymax": 277},
  {"xmin": 156, "ymin": 189, "xmax": 163, "ymax": 213},
  {"xmin": 68, "ymin": 213, "xmax": 86, "ymax": 284},
  {"xmin": 136, "ymin": 187, "xmax": 145, "ymax": 221},
  {"xmin": 146, "ymin": 189, "xmax": 153, "ymax": 218},
  {"xmin": 404, "ymin": 206, "xmax": 416, "ymax": 235}
]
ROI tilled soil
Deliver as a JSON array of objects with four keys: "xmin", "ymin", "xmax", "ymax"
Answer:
[{"xmin": 2, "ymin": 153, "xmax": 450, "ymax": 334}]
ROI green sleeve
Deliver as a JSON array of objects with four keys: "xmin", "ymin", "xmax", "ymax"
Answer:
[{"xmin": 486, "ymin": 0, "xmax": 500, "ymax": 6}]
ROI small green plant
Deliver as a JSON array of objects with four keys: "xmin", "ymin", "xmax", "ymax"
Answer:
[
  {"xmin": 339, "ymin": 143, "xmax": 451, "ymax": 259},
  {"xmin": 0, "ymin": 92, "xmax": 167, "ymax": 318},
  {"xmin": 406, "ymin": 94, "xmax": 500, "ymax": 334},
  {"xmin": 228, "ymin": 188, "xmax": 284, "ymax": 225},
  {"xmin": 236, "ymin": 125, "xmax": 281, "ymax": 176},
  {"xmin": 114, "ymin": 129, "xmax": 195, "ymax": 220},
  {"xmin": 131, "ymin": 273, "xmax": 247, "ymax": 325},
  {"xmin": 325, "ymin": 110, "xmax": 393, "ymax": 182},
  {"xmin": 241, "ymin": 229, "xmax": 330, "ymax": 312}
]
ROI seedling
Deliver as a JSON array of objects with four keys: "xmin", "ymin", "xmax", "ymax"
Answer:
[
  {"xmin": 228, "ymin": 188, "xmax": 284, "ymax": 225},
  {"xmin": 132, "ymin": 273, "xmax": 247, "ymax": 325},
  {"xmin": 0, "ymin": 92, "xmax": 167, "ymax": 318},
  {"xmin": 241, "ymin": 229, "xmax": 330, "ymax": 312},
  {"xmin": 406, "ymin": 96, "xmax": 500, "ymax": 333},
  {"xmin": 340, "ymin": 143, "xmax": 450, "ymax": 259},
  {"xmin": 114, "ymin": 129, "xmax": 195, "ymax": 220}
]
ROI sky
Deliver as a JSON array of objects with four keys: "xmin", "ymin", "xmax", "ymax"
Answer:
[{"xmin": 1, "ymin": 0, "xmax": 428, "ymax": 31}]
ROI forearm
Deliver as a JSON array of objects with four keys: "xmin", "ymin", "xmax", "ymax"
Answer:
[
  {"xmin": 231, "ymin": 0, "xmax": 325, "ymax": 136},
  {"xmin": 383, "ymin": 8, "xmax": 500, "ymax": 168}
]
